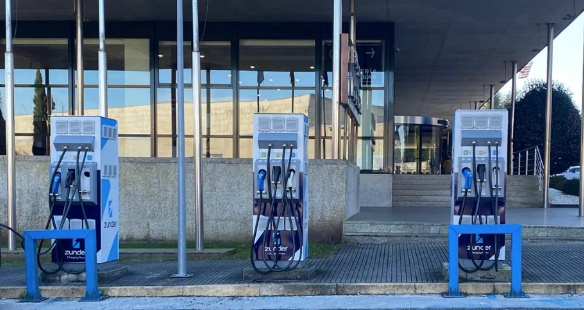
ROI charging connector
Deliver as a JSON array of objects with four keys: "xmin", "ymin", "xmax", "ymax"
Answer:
[
  {"xmin": 462, "ymin": 168, "xmax": 472, "ymax": 190},
  {"xmin": 258, "ymin": 170, "xmax": 267, "ymax": 192},
  {"xmin": 286, "ymin": 169, "xmax": 296, "ymax": 189},
  {"xmin": 272, "ymin": 166, "xmax": 282, "ymax": 184}
]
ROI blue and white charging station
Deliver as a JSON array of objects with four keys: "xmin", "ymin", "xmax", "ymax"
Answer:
[
  {"xmin": 49, "ymin": 116, "xmax": 120, "ymax": 269},
  {"xmin": 250, "ymin": 113, "xmax": 309, "ymax": 273}
]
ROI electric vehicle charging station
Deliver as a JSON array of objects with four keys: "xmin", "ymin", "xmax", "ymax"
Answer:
[
  {"xmin": 48, "ymin": 116, "xmax": 120, "ymax": 271},
  {"xmin": 451, "ymin": 109, "xmax": 508, "ymax": 273},
  {"xmin": 251, "ymin": 113, "xmax": 309, "ymax": 273}
]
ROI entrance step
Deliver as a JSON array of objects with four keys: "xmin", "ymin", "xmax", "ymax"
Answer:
[
  {"xmin": 343, "ymin": 221, "xmax": 584, "ymax": 243},
  {"xmin": 390, "ymin": 174, "xmax": 542, "ymax": 208}
]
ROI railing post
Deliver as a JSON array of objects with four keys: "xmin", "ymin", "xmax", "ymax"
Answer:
[
  {"xmin": 534, "ymin": 149, "xmax": 537, "ymax": 175},
  {"xmin": 525, "ymin": 150, "xmax": 529, "ymax": 175},
  {"xmin": 518, "ymin": 153, "xmax": 521, "ymax": 176}
]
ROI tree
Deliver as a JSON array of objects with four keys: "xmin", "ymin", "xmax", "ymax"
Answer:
[
  {"xmin": 510, "ymin": 80, "xmax": 581, "ymax": 175},
  {"xmin": 0, "ymin": 92, "xmax": 6, "ymax": 155},
  {"xmin": 32, "ymin": 69, "xmax": 54, "ymax": 155}
]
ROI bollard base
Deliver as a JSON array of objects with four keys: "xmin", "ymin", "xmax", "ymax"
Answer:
[{"xmin": 41, "ymin": 265, "xmax": 128, "ymax": 283}]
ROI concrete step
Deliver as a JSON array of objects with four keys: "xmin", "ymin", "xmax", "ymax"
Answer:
[
  {"xmin": 343, "ymin": 221, "xmax": 584, "ymax": 243},
  {"xmin": 507, "ymin": 197, "xmax": 544, "ymax": 208},
  {"xmin": 393, "ymin": 175, "xmax": 450, "ymax": 180},
  {"xmin": 393, "ymin": 195, "xmax": 451, "ymax": 202},
  {"xmin": 392, "ymin": 183, "xmax": 450, "ymax": 191},
  {"xmin": 392, "ymin": 201, "xmax": 451, "ymax": 207},
  {"xmin": 508, "ymin": 184, "xmax": 540, "ymax": 190},
  {"xmin": 508, "ymin": 191, "xmax": 543, "ymax": 198},
  {"xmin": 392, "ymin": 189, "xmax": 451, "ymax": 196}
]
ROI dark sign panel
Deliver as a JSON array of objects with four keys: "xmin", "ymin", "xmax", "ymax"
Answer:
[{"xmin": 324, "ymin": 42, "xmax": 383, "ymax": 87}]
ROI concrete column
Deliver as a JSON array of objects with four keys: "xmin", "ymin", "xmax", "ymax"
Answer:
[
  {"xmin": 509, "ymin": 61, "xmax": 517, "ymax": 174},
  {"xmin": 543, "ymin": 23, "xmax": 554, "ymax": 209},
  {"xmin": 331, "ymin": 0, "xmax": 341, "ymax": 159},
  {"xmin": 489, "ymin": 85, "xmax": 495, "ymax": 109},
  {"xmin": 5, "ymin": 0, "xmax": 16, "ymax": 250}
]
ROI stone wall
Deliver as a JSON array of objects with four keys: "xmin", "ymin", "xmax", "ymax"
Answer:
[{"xmin": 0, "ymin": 156, "xmax": 359, "ymax": 243}]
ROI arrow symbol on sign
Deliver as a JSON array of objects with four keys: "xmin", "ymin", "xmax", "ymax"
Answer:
[{"xmin": 366, "ymin": 48, "xmax": 375, "ymax": 58}]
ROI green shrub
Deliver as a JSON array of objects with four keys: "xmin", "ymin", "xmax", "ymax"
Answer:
[
  {"xmin": 562, "ymin": 179, "xmax": 580, "ymax": 196},
  {"xmin": 550, "ymin": 175, "xmax": 568, "ymax": 191}
]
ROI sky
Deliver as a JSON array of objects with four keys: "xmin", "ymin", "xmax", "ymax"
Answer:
[{"xmin": 499, "ymin": 13, "xmax": 584, "ymax": 110}]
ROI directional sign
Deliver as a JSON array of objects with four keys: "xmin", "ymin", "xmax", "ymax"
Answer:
[{"xmin": 324, "ymin": 42, "xmax": 383, "ymax": 87}]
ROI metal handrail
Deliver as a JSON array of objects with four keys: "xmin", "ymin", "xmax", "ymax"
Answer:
[{"xmin": 512, "ymin": 146, "xmax": 544, "ymax": 191}]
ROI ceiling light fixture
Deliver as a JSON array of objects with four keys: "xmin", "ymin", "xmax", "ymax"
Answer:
[
  {"xmin": 250, "ymin": 65, "xmax": 255, "ymax": 69},
  {"xmin": 310, "ymin": 66, "xmax": 315, "ymax": 69}
]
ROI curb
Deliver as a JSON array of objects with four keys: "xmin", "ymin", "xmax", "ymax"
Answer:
[{"xmin": 3, "ymin": 282, "xmax": 584, "ymax": 299}]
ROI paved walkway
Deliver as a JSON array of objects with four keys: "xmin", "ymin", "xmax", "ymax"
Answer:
[
  {"xmin": 4, "ymin": 295, "xmax": 584, "ymax": 309},
  {"xmin": 2, "ymin": 242, "xmax": 584, "ymax": 286}
]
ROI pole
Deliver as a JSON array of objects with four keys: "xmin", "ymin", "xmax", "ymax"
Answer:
[
  {"xmin": 172, "ymin": 0, "xmax": 190, "ymax": 278},
  {"xmin": 98, "ymin": 0, "xmax": 107, "ymax": 117},
  {"xmin": 509, "ymin": 61, "xmax": 517, "ymax": 174},
  {"xmin": 76, "ymin": 0, "xmax": 84, "ymax": 115},
  {"xmin": 348, "ymin": 0, "xmax": 355, "ymax": 163},
  {"xmin": 543, "ymin": 23, "xmax": 554, "ymax": 209},
  {"xmin": 5, "ymin": 0, "xmax": 16, "ymax": 250},
  {"xmin": 331, "ymin": 0, "xmax": 341, "ymax": 159},
  {"xmin": 192, "ymin": 0, "xmax": 205, "ymax": 250},
  {"xmin": 580, "ymin": 19, "xmax": 584, "ymax": 216},
  {"xmin": 489, "ymin": 85, "xmax": 495, "ymax": 109}
]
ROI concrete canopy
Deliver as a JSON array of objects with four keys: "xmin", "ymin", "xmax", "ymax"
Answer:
[{"xmin": 2, "ymin": 0, "xmax": 582, "ymax": 120}]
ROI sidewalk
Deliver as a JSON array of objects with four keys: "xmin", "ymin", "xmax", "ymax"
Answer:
[
  {"xmin": 4, "ymin": 295, "xmax": 584, "ymax": 310},
  {"xmin": 1, "ymin": 242, "xmax": 584, "ymax": 298}
]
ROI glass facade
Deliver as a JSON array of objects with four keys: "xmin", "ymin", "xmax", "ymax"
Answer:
[
  {"xmin": 393, "ymin": 117, "xmax": 448, "ymax": 175},
  {"xmin": 0, "ymin": 21, "xmax": 403, "ymax": 172}
]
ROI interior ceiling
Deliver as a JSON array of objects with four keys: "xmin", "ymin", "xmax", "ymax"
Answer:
[{"xmin": 2, "ymin": 0, "xmax": 582, "ymax": 120}]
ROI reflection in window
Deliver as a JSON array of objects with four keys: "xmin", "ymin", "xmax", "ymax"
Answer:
[
  {"xmin": 239, "ymin": 40, "xmax": 315, "ymax": 87},
  {"xmin": 186, "ymin": 137, "xmax": 233, "ymax": 158},
  {"xmin": 159, "ymin": 41, "xmax": 231, "ymax": 85},
  {"xmin": 204, "ymin": 89, "xmax": 233, "ymax": 136},
  {"xmin": 0, "ymin": 89, "xmax": 5, "ymax": 155},
  {"xmin": 77, "ymin": 88, "xmax": 151, "ymax": 134},
  {"xmin": 81, "ymin": 39, "xmax": 150, "ymax": 85},
  {"xmin": 0, "ymin": 39, "xmax": 69, "ymax": 85},
  {"xmin": 119, "ymin": 137, "xmax": 151, "ymax": 157},
  {"xmin": 13, "ymin": 85, "xmax": 68, "ymax": 155}
]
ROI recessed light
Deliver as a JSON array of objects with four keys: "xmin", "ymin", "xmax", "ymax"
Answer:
[
  {"xmin": 310, "ymin": 66, "xmax": 315, "ymax": 69},
  {"xmin": 269, "ymin": 79, "xmax": 273, "ymax": 82},
  {"xmin": 158, "ymin": 54, "xmax": 164, "ymax": 58},
  {"xmin": 200, "ymin": 55, "xmax": 205, "ymax": 58},
  {"xmin": 250, "ymin": 65, "xmax": 255, "ymax": 69}
]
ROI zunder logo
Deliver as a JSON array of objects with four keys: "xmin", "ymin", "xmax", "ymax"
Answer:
[
  {"xmin": 108, "ymin": 200, "xmax": 113, "ymax": 218},
  {"xmin": 72, "ymin": 238, "xmax": 81, "ymax": 249},
  {"xmin": 475, "ymin": 234, "xmax": 483, "ymax": 244}
]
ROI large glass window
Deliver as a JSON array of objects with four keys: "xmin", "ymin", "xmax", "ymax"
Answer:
[
  {"xmin": 73, "ymin": 39, "xmax": 151, "ymax": 157},
  {"xmin": 0, "ymin": 39, "xmax": 69, "ymax": 156},
  {"xmin": 394, "ymin": 124, "xmax": 443, "ymax": 174},
  {"xmin": 322, "ymin": 40, "xmax": 384, "ymax": 169},
  {"xmin": 239, "ymin": 40, "xmax": 316, "ymax": 158},
  {"xmin": 157, "ymin": 41, "xmax": 232, "ymax": 158},
  {"xmin": 81, "ymin": 39, "xmax": 150, "ymax": 86}
]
